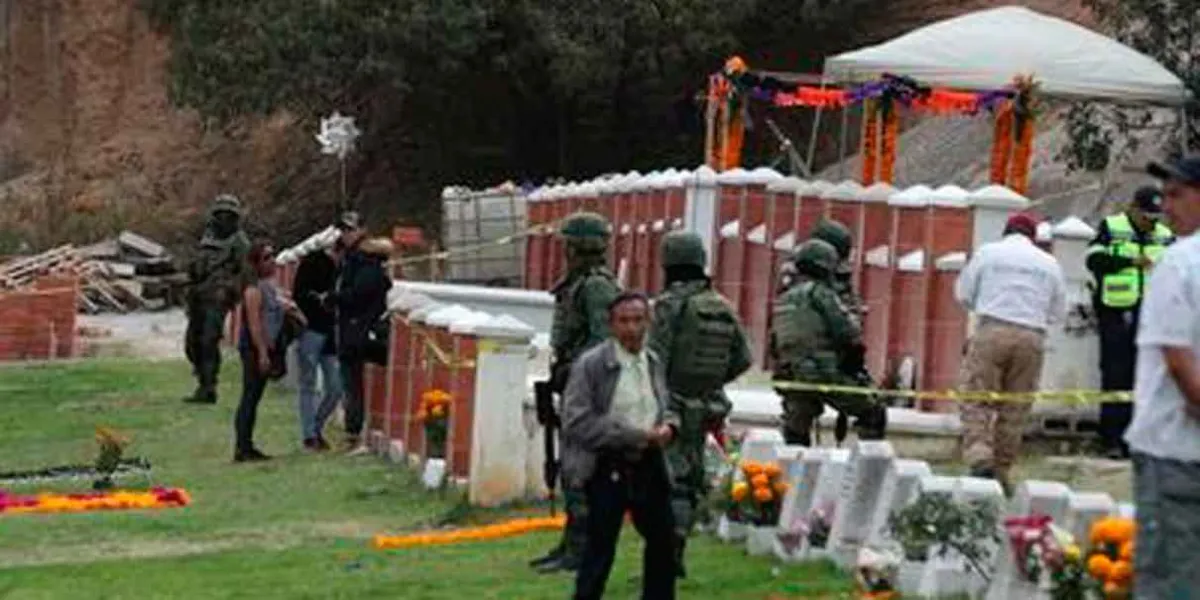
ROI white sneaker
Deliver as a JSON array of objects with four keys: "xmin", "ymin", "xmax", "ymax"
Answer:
[{"xmin": 346, "ymin": 445, "xmax": 371, "ymax": 457}]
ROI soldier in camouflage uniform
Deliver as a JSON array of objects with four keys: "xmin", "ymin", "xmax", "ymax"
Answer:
[
  {"xmin": 183, "ymin": 194, "xmax": 251, "ymax": 404},
  {"xmin": 531, "ymin": 211, "xmax": 622, "ymax": 574},
  {"xmin": 649, "ymin": 231, "xmax": 751, "ymax": 579},
  {"xmin": 770, "ymin": 239, "xmax": 886, "ymax": 446}
]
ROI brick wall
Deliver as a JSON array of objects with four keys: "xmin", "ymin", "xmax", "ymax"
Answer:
[{"xmin": 0, "ymin": 275, "xmax": 79, "ymax": 361}]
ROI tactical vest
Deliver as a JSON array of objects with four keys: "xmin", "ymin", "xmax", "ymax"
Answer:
[
  {"xmin": 666, "ymin": 287, "xmax": 741, "ymax": 396},
  {"xmin": 771, "ymin": 281, "xmax": 838, "ymax": 370},
  {"xmin": 549, "ymin": 265, "xmax": 617, "ymax": 367},
  {"xmin": 1100, "ymin": 214, "xmax": 1173, "ymax": 309}
]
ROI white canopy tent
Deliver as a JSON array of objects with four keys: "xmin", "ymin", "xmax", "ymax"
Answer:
[{"xmin": 824, "ymin": 6, "xmax": 1188, "ymax": 106}]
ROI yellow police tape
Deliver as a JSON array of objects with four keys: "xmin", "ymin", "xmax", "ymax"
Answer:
[
  {"xmin": 389, "ymin": 223, "xmax": 557, "ymax": 267},
  {"xmin": 769, "ymin": 379, "xmax": 1132, "ymax": 405}
]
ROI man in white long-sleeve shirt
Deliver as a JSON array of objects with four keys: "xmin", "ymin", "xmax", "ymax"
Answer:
[{"xmin": 954, "ymin": 212, "xmax": 1067, "ymax": 491}]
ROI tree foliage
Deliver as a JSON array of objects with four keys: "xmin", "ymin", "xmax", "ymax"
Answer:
[{"xmin": 1060, "ymin": 0, "xmax": 1200, "ymax": 172}]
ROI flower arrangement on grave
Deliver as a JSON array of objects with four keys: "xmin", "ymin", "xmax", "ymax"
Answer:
[
  {"xmin": 728, "ymin": 460, "xmax": 787, "ymax": 527},
  {"xmin": 417, "ymin": 389, "xmax": 451, "ymax": 459},
  {"xmin": 93, "ymin": 427, "xmax": 129, "ymax": 490},
  {"xmin": 0, "ymin": 487, "xmax": 190, "ymax": 515},
  {"xmin": 803, "ymin": 500, "xmax": 835, "ymax": 548},
  {"xmin": 1002, "ymin": 514, "xmax": 1088, "ymax": 596},
  {"xmin": 700, "ymin": 432, "xmax": 735, "ymax": 527},
  {"xmin": 888, "ymin": 493, "xmax": 1000, "ymax": 583},
  {"xmin": 855, "ymin": 545, "xmax": 903, "ymax": 599},
  {"xmin": 1085, "ymin": 517, "xmax": 1135, "ymax": 599}
]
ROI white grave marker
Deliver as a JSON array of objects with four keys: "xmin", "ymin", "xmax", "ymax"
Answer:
[
  {"xmin": 987, "ymin": 481, "xmax": 1071, "ymax": 600},
  {"xmin": 867, "ymin": 459, "xmax": 932, "ymax": 546},
  {"xmin": 1064, "ymin": 491, "xmax": 1116, "ymax": 546},
  {"xmin": 828, "ymin": 441, "xmax": 897, "ymax": 567}
]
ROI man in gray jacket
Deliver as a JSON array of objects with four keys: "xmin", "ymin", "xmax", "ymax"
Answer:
[{"xmin": 563, "ymin": 292, "xmax": 680, "ymax": 600}]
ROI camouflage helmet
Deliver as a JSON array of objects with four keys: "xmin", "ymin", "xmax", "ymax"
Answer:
[
  {"xmin": 209, "ymin": 193, "xmax": 243, "ymax": 218},
  {"xmin": 791, "ymin": 238, "xmax": 839, "ymax": 277},
  {"xmin": 559, "ymin": 211, "xmax": 610, "ymax": 252},
  {"xmin": 809, "ymin": 219, "xmax": 852, "ymax": 260},
  {"xmin": 661, "ymin": 231, "xmax": 706, "ymax": 269}
]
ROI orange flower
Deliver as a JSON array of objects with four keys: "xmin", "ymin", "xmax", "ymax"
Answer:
[
  {"xmin": 753, "ymin": 486, "xmax": 773, "ymax": 503},
  {"xmin": 1090, "ymin": 518, "xmax": 1113, "ymax": 545},
  {"xmin": 750, "ymin": 473, "xmax": 770, "ymax": 489},
  {"xmin": 1109, "ymin": 560, "xmax": 1132, "ymax": 585},
  {"xmin": 431, "ymin": 405, "xmax": 446, "ymax": 419},
  {"xmin": 1088, "ymin": 554, "xmax": 1114, "ymax": 580},
  {"xmin": 763, "ymin": 463, "xmax": 782, "ymax": 478},
  {"xmin": 372, "ymin": 516, "xmax": 566, "ymax": 550},
  {"xmin": 741, "ymin": 461, "xmax": 763, "ymax": 478},
  {"xmin": 416, "ymin": 409, "xmax": 429, "ymax": 422},
  {"xmin": 731, "ymin": 482, "xmax": 749, "ymax": 502},
  {"xmin": 773, "ymin": 481, "xmax": 789, "ymax": 497},
  {"xmin": 1119, "ymin": 541, "xmax": 1133, "ymax": 561},
  {"xmin": 1108, "ymin": 518, "xmax": 1135, "ymax": 545}
]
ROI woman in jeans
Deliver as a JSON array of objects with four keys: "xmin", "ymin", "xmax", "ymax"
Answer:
[{"xmin": 234, "ymin": 242, "xmax": 305, "ymax": 462}]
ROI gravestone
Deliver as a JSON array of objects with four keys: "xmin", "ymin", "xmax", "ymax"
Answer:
[
  {"xmin": 898, "ymin": 477, "xmax": 1004, "ymax": 599},
  {"xmin": 1064, "ymin": 491, "xmax": 1116, "ymax": 549},
  {"xmin": 986, "ymin": 481, "xmax": 1071, "ymax": 600},
  {"xmin": 867, "ymin": 459, "xmax": 933, "ymax": 546},
  {"xmin": 740, "ymin": 428, "xmax": 785, "ymax": 466},
  {"xmin": 1117, "ymin": 503, "xmax": 1135, "ymax": 519},
  {"xmin": 828, "ymin": 441, "xmax": 897, "ymax": 567}
]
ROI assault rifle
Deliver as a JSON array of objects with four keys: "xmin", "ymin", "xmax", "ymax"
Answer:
[{"xmin": 534, "ymin": 376, "xmax": 562, "ymax": 517}]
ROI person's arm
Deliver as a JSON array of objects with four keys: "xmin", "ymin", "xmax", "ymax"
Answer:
[
  {"xmin": 1136, "ymin": 255, "xmax": 1200, "ymax": 416},
  {"xmin": 243, "ymin": 285, "xmax": 270, "ymax": 372},
  {"xmin": 578, "ymin": 276, "xmax": 620, "ymax": 351},
  {"xmin": 562, "ymin": 350, "xmax": 649, "ymax": 453},
  {"xmin": 724, "ymin": 320, "xmax": 753, "ymax": 384},
  {"xmin": 813, "ymin": 285, "xmax": 862, "ymax": 349},
  {"xmin": 954, "ymin": 251, "xmax": 983, "ymax": 311},
  {"xmin": 1085, "ymin": 220, "xmax": 1135, "ymax": 275},
  {"xmin": 646, "ymin": 295, "xmax": 677, "ymax": 369}
]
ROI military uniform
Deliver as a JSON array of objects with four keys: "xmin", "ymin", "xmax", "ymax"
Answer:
[
  {"xmin": 650, "ymin": 231, "xmax": 751, "ymax": 578},
  {"xmin": 534, "ymin": 211, "xmax": 621, "ymax": 574},
  {"xmin": 183, "ymin": 194, "xmax": 250, "ymax": 404},
  {"xmin": 770, "ymin": 239, "xmax": 885, "ymax": 446},
  {"xmin": 810, "ymin": 220, "xmax": 874, "ymax": 421}
]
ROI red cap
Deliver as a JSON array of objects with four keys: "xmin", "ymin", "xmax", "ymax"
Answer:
[{"xmin": 1005, "ymin": 212, "xmax": 1039, "ymax": 238}]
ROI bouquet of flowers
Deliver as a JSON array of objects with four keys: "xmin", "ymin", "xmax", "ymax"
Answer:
[
  {"xmin": 804, "ymin": 500, "xmax": 835, "ymax": 548},
  {"xmin": 855, "ymin": 545, "xmax": 902, "ymax": 599},
  {"xmin": 728, "ymin": 460, "xmax": 787, "ymax": 526},
  {"xmin": 417, "ymin": 389, "xmax": 451, "ymax": 459},
  {"xmin": 1085, "ymin": 517, "xmax": 1135, "ymax": 599}
]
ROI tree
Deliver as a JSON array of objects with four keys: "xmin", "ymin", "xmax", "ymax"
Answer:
[{"xmin": 1060, "ymin": 0, "xmax": 1200, "ymax": 172}]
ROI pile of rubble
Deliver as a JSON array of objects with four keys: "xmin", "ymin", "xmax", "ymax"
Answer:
[{"xmin": 0, "ymin": 232, "xmax": 187, "ymax": 314}]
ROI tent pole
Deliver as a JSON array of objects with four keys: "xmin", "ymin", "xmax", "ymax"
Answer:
[
  {"xmin": 837, "ymin": 103, "xmax": 850, "ymax": 180},
  {"xmin": 805, "ymin": 78, "xmax": 827, "ymax": 175}
]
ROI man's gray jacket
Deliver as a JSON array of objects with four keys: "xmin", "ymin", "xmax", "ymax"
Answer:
[{"xmin": 561, "ymin": 338, "xmax": 681, "ymax": 487}]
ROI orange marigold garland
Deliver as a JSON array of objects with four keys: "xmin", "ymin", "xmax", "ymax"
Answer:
[
  {"xmin": 990, "ymin": 101, "xmax": 1015, "ymax": 185},
  {"xmin": 0, "ymin": 487, "xmax": 190, "ymax": 515},
  {"xmin": 861, "ymin": 100, "xmax": 879, "ymax": 185},
  {"xmin": 1008, "ymin": 75, "xmax": 1040, "ymax": 196},
  {"xmin": 372, "ymin": 515, "xmax": 566, "ymax": 550},
  {"xmin": 879, "ymin": 100, "xmax": 900, "ymax": 184}
]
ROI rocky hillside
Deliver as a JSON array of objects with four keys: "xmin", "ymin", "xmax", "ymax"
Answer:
[{"xmin": 0, "ymin": 0, "xmax": 1098, "ymax": 253}]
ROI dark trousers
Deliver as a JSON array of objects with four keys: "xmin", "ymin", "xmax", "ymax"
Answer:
[
  {"xmin": 234, "ymin": 347, "xmax": 269, "ymax": 452},
  {"xmin": 185, "ymin": 305, "xmax": 227, "ymax": 399},
  {"xmin": 339, "ymin": 357, "xmax": 366, "ymax": 438},
  {"xmin": 574, "ymin": 450, "xmax": 676, "ymax": 600},
  {"xmin": 1097, "ymin": 308, "xmax": 1137, "ymax": 453}
]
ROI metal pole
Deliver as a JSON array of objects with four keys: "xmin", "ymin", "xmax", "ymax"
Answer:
[
  {"xmin": 805, "ymin": 79, "xmax": 827, "ymax": 175},
  {"xmin": 837, "ymin": 103, "xmax": 850, "ymax": 181}
]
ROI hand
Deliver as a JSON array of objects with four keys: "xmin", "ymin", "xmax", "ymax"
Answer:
[
  {"xmin": 257, "ymin": 350, "xmax": 271, "ymax": 375},
  {"xmin": 1133, "ymin": 255, "xmax": 1154, "ymax": 269},
  {"xmin": 648, "ymin": 424, "xmax": 675, "ymax": 447}
]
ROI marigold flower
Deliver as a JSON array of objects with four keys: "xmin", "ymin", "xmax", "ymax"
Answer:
[
  {"xmin": 752, "ymin": 486, "xmax": 773, "ymax": 503},
  {"xmin": 1119, "ymin": 541, "xmax": 1133, "ymax": 561},
  {"xmin": 731, "ymin": 482, "xmax": 749, "ymax": 502},
  {"xmin": 750, "ymin": 473, "xmax": 770, "ymax": 489},
  {"xmin": 1088, "ymin": 554, "xmax": 1114, "ymax": 580}
]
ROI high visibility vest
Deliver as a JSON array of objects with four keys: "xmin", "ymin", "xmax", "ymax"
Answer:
[{"xmin": 1097, "ymin": 214, "xmax": 1173, "ymax": 308}]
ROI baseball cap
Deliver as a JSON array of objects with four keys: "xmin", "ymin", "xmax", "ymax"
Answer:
[
  {"xmin": 1147, "ymin": 154, "xmax": 1200, "ymax": 186},
  {"xmin": 335, "ymin": 211, "xmax": 363, "ymax": 231},
  {"xmin": 1004, "ymin": 212, "xmax": 1039, "ymax": 238},
  {"xmin": 1132, "ymin": 186, "xmax": 1164, "ymax": 215}
]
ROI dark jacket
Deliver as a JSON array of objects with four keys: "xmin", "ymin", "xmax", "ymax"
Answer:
[
  {"xmin": 561, "ymin": 339, "xmax": 680, "ymax": 487},
  {"xmin": 293, "ymin": 250, "xmax": 338, "ymax": 341},
  {"xmin": 335, "ymin": 239, "xmax": 393, "ymax": 361}
]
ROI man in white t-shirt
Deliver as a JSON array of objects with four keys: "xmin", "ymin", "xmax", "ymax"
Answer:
[
  {"xmin": 955, "ymin": 212, "xmax": 1067, "ymax": 492},
  {"xmin": 1126, "ymin": 154, "xmax": 1200, "ymax": 598}
]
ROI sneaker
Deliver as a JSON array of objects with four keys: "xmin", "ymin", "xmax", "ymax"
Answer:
[
  {"xmin": 346, "ymin": 444, "xmax": 371, "ymax": 457},
  {"xmin": 233, "ymin": 448, "xmax": 271, "ymax": 463},
  {"xmin": 303, "ymin": 438, "xmax": 323, "ymax": 452},
  {"xmin": 315, "ymin": 436, "xmax": 332, "ymax": 451}
]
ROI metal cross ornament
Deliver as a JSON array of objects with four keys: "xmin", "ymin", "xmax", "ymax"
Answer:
[{"xmin": 315, "ymin": 112, "xmax": 361, "ymax": 160}]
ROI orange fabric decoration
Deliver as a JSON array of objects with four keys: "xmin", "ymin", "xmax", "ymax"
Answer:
[
  {"xmin": 723, "ymin": 102, "xmax": 745, "ymax": 171},
  {"xmin": 879, "ymin": 103, "xmax": 900, "ymax": 184},
  {"xmin": 1009, "ymin": 113, "xmax": 1035, "ymax": 195},
  {"xmin": 372, "ymin": 516, "xmax": 566, "ymax": 549},
  {"xmin": 990, "ymin": 102, "xmax": 1014, "ymax": 185},
  {"xmin": 861, "ymin": 100, "xmax": 879, "ymax": 185}
]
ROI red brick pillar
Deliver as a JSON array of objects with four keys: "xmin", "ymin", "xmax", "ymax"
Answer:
[
  {"xmin": 881, "ymin": 185, "xmax": 933, "ymax": 394},
  {"xmin": 446, "ymin": 313, "xmax": 489, "ymax": 480},
  {"xmin": 795, "ymin": 181, "xmax": 829, "ymax": 242},
  {"xmin": 525, "ymin": 190, "xmax": 551, "ymax": 290},
  {"xmin": 714, "ymin": 169, "xmax": 749, "ymax": 312},
  {"xmin": 631, "ymin": 177, "xmax": 653, "ymax": 291},
  {"xmin": 926, "ymin": 252, "xmax": 969, "ymax": 411}
]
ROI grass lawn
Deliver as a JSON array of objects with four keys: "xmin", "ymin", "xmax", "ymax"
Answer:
[{"xmin": 0, "ymin": 358, "xmax": 854, "ymax": 599}]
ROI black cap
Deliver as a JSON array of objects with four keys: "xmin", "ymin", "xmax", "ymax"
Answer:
[
  {"xmin": 1132, "ymin": 186, "xmax": 1164, "ymax": 215},
  {"xmin": 335, "ymin": 211, "xmax": 362, "ymax": 231},
  {"xmin": 1148, "ymin": 154, "xmax": 1200, "ymax": 186}
]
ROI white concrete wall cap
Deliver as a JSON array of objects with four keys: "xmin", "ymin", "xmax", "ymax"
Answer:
[
  {"xmin": 1053, "ymin": 216, "xmax": 1096, "ymax": 240},
  {"xmin": 969, "ymin": 184, "xmax": 1030, "ymax": 209},
  {"xmin": 864, "ymin": 244, "xmax": 891, "ymax": 268},
  {"xmin": 773, "ymin": 231, "xmax": 797, "ymax": 251},
  {"xmin": 652, "ymin": 219, "xmax": 666, "ymax": 232},
  {"xmin": 389, "ymin": 291, "xmax": 435, "ymax": 313},
  {"xmin": 620, "ymin": 223, "xmax": 632, "ymax": 235},
  {"xmin": 930, "ymin": 184, "xmax": 970, "ymax": 208},
  {"xmin": 935, "ymin": 251, "xmax": 968, "ymax": 271},
  {"xmin": 690, "ymin": 165, "xmax": 719, "ymax": 186},
  {"xmin": 856, "ymin": 182, "xmax": 896, "ymax": 202},
  {"xmin": 747, "ymin": 167, "xmax": 785, "ymax": 185},
  {"xmin": 747, "ymin": 224, "xmax": 768, "ymax": 244},
  {"xmin": 447, "ymin": 310, "xmax": 494, "ymax": 334},
  {"xmin": 896, "ymin": 249, "xmax": 926, "ymax": 272},
  {"xmin": 716, "ymin": 167, "xmax": 751, "ymax": 185},
  {"xmin": 767, "ymin": 176, "xmax": 807, "ymax": 193},
  {"xmin": 409, "ymin": 303, "xmax": 443, "ymax": 324},
  {"xmin": 801, "ymin": 179, "xmax": 833, "ymax": 197},
  {"xmin": 671, "ymin": 217, "xmax": 684, "ymax": 229},
  {"xmin": 823, "ymin": 180, "xmax": 864, "ymax": 201},
  {"xmin": 720, "ymin": 219, "xmax": 740, "ymax": 238},
  {"xmin": 1036, "ymin": 221, "xmax": 1053, "ymax": 242},
  {"xmin": 468, "ymin": 313, "xmax": 537, "ymax": 340},
  {"xmin": 888, "ymin": 184, "xmax": 934, "ymax": 207}
]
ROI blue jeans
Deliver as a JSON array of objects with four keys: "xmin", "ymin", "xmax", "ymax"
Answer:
[
  {"xmin": 1133, "ymin": 452, "xmax": 1200, "ymax": 599},
  {"xmin": 296, "ymin": 330, "xmax": 343, "ymax": 440}
]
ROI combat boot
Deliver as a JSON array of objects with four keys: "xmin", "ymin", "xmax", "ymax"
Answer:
[
  {"xmin": 183, "ymin": 387, "xmax": 217, "ymax": 404},
  {"xmin": 528, "ymin": 542, "xmax": 565, "ymax": 568}
]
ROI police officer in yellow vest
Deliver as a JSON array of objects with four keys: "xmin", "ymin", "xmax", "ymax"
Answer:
[{"xmin": 1085, "ymin": 186, "xmax": 1174, "ymax": 459}]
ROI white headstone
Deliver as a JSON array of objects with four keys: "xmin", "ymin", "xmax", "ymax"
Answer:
[
  {"xmin": 1118, "ymin": 503, "xmax": 1135, "ymax": 519},
  {"xmin": 1064, "ymin": 491, "xmax": 1116, "ymax": 549},
  {"xmin": 773, "ymin": 445, "xmax": 806, "ymax": 480},
  {"xmin": 828, "ymin": 441, "xmax": 897, "ymax": 565},
  {"xmin": 740, "ymin": 428, "xmax": 785, "ymax": 464},
  {"xmin": 868, "ymin": 459, "xmax": 933, "ymax": 546},
  {"xmin": 779, "ymin": 449, "xmax": 827, "ymax": 536},
  {"xmin": 987, "ymin": 481, "xmax": 1072, "ymax": 600},
  {"xmin": 902, "ymin": 477, "xmax": 1001, "ymax": 600},
  {"xmin": 422, "ymin": 458, "xmax": 447, "ymax": 489}
]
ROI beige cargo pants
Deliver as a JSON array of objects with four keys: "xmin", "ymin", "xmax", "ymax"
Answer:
[{"xmin": 958, "ymin": 317, "xmax": 1045, "ymax": 485}]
